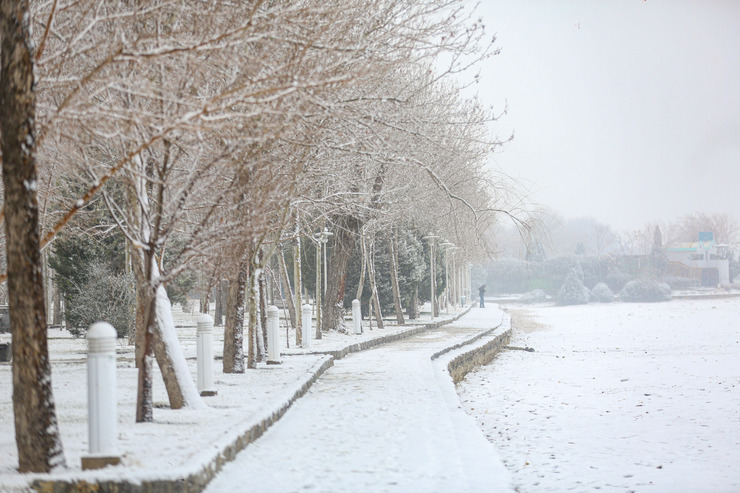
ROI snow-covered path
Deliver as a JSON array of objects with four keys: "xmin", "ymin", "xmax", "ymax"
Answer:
[
  {"xmin": 459, "ymin": 297, "xmax": 740, "ymax": 492},
  {"xmin": 206, "ymin": 309, "xmax": 513, "ymax": 492}
]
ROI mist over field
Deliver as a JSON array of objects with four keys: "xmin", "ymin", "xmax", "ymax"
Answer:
[{"xmin": 469, "ymin": 0, "xmax": 740, "ymax": 232}]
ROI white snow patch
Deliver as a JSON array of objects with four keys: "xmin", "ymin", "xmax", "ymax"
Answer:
[
  {"xmin": 155, "ymin": 285, "xmax": 206, "ymax": 410},
  {"xmin": 459, "ymin": 297, "xmax": 740, "ymax": 492}
]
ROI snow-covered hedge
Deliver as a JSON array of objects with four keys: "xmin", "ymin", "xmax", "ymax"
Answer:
[
  {"xmin": 590, "ymin": 282, "xmax": 614, "ymax": 303},
  {"xmin": 605, "ymin": 271, "xmax": 632, "ymax": 292},
  {"xmin": 663, "ymin": 276, "xmax": 699, "ymax": 290},
  {"xmin": 619, "ymin": 279, "xmax": 672, "ymax": 302},
  {"xmin": 520, "ymin": 289, "xmax": 548, "ymax": 304},
  {"xmin": 557, "ymin": 271, "xmax": 589, "ymax": 305},
  {"xmin": 67, "ymin": 263, "xmax": 135, "ymax": 337}
]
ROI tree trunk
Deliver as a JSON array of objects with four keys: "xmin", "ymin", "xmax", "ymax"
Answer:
[
  {"xmin": 223, "ymin": 259, "xmax": 247, "ymax": 373},
  {"xmin": 214, "ymin": 280, "xmax": 224, "ymax": 326},
  {"xmin": 387, "ymin": 233, "xmax": 405, "ymax": 325},
  {"xmin": 52, "ymin": 278, "xmax": 62, "ymax": 326},
  {"xmin": 127, "ymin": 151, "xmax": 203, "ymax": 416},
  {"xmin": 135, "ymin": 282, "xmax": 156, "ymax": 423},
  {"xmin": 152, "ymin": 284, "xmax": 204, "ymax": 409},
  {"xmin": 407, "ymin": 284, "xmax": 419, "ymax": 320},
  {"xmin": 1, "ymin": 0, "xmax": 67, "ymax": 469},
  {"xmin": 367, "ymin": 240, "xmax": 384, "ymax": 329},
  {"xmin": 134, "ymin": 270, "xmax": 145, "ymax": 367},
  {"xmin": 322, "ymin": 215, "xmax": 360, "ymax": 331},
  {"xmin": 133, "ymin": 255, "xmax": 205, "ymax": 415},
  {"xmin": 278, "ymin": 247, "xmax": 296, "ymax": 328},
  {"xmin": 43, "ymin": 253, "xmax": 52, "ymax": 325},
  {"xmin": 293, "ymin": 223, "xmax": 302, "ymax": 346},
  {"xmin": 258, "ymin": 264, "xmax": 268, "ymax": 359},
  {"xmin": 356, "ymin": 229, "xmax": 367, "ymax": 301},
  {"xmin": 200, "ymin": 291, "xmax": 210, "ymax": 313},
  {"xmin": 247, "ymin": 267, "xmax": 258, "ymax": 369}
]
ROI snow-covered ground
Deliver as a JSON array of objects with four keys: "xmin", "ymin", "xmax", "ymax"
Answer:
[
  {"xmin": 0, "ymin": 302, "xmax": 469, "ymax": 491},
  {"xmin": 205, "ymin": 305, "xmax": 512, "ymax": 492},
  {"xmin": 458, "ymin": 297, "xmax": 740, "ymax": 492}
]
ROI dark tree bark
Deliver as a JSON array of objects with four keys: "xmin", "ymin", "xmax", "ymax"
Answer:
[
  {"xmin": 223, "ymin": 259, "xmax": 247, "ymax": 373},
  {"xmin": 132, "ymin": 254, "xmax": 196, "ymax": 417},
  {"xmin": 406, "ymin": 285, "xmax": 420, "ymax": 320},
  {"xmin": 52, "ymin": 279, "xmax": 62, "ymax": 326},
  {"xmin": 387, "ymin": 232, "xmax": 405, "ymax": 325},
  {"xmin": 214, "ymin": 280, "xmax": 224, "ymax": 326},
  {"xmin": 322, "ymin": 215, "xmax": 361, "ymax": 331},
  {"xmin": 1, "ymin": 0, "xmax": 67, "ymax": 471},
  {"xmin": 367, "ymin": 240, "xmax": 384, "ymax": 329},
  {"xmin": 258, "ymin": 262, "xmax": 268, "ymax": 360},
  {"xmin": 247, "ymin": 267, "xmax": 258, "ymax": 369},
  {"xmin": 135, "ymin": 283, "xmax": 156, "ymax": 423}
]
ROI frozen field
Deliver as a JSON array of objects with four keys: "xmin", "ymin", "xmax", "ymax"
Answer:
[{"xmin": 458, "ymin": 296, "xmax": 740, "ymax": 492}]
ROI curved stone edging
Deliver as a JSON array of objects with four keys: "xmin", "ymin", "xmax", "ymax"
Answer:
[
  {"xmin": 439, "ymin": 313, "xmax": 512, "ymax": 384},
  {"xmin": 323, "ymin": 304, "xmax": 475, "ymax": 360}
]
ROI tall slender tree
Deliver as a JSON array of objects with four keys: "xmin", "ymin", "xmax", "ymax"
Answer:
[{"xmin": 0, "ymin": 0, "xmax": 66, "ymax": 471}]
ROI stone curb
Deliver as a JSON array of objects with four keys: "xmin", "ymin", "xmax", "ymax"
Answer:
[
  {"xmin": 316, "ymin": 304, "xmax": 474, "ymax": 361},
  {"xmin": 433, "ymin": 312, "xmax": 512, "ymax": 384},
  {"xmin": 29, "ymin": 306, "xmax": 475, "ymax": 493}
]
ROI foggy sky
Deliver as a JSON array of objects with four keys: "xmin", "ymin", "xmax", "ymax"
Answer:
[{"xmin": 471, "ymin": 0, "xmax": 740, "ymax": 232}]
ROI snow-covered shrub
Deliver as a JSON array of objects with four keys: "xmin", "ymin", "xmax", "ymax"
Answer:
[
  {"xmin": 544, "ymin": 256, "xmax": 581, "ymax": 291},
  {"xmin": 605, "ymin": 272, "xmax": 632, "ymax": 292},
  {"xmin": 557, "ymin": 270, "xmax": 589, "ymax": 305},
  {"xmin": 590, "ymin": 282, "xmax": 614, "ymax": 303},
  {"xmin": 663, "ymin": 276, "xmax": 699, "ymax": 290},
  {"xmin": 619, "ymin": 279, "xmax": 672, "ymax": 302},
  {"xmin": 520, "ymin": 289, "xmax": 547, "ymax": 304},
  {"xmin": 67, "ymin": 264, "xmax": 135, "ymax": 337}
]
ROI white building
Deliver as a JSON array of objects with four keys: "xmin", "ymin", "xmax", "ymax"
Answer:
[{"xmin": 665, "ymin": 235, "xmax": 730, "ymax": 287}]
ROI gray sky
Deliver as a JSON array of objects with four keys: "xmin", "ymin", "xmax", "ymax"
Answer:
[{"xmin": 469, "ymin": 0, "xmax": 740, "ymax": 232}]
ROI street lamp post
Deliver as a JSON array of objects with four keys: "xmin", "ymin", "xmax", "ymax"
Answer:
[
  {"xmin": 422, "ymin": 234, "xmax": 439, "ymax": 319},
  {"xmin": 320, "ymin": 228, "xmax": 332, "ymax": 296},
  {"xmin": 313, "ymin": 232, "xmax": 322, "ymax": 339},
  {"xmin": 314, "ymin": 227, "xmax": 333, "ymax": 340},
  {"xmin": 440, "ymin": 242, "xmax": 455, "ymax": 314}
]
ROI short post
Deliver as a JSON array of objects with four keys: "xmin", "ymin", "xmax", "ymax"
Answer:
[
  {"xmin": 196, "ymin": 314, "xmax": 217, "ymax": 396},
  {"xmin": 82, "ymin": 322, "xmax": 120, "ymax": 470},
  {"xmin": 352, "ymin": 299, "xmax": 362, "ymax": 335},
  {"xmin": 302, "ymin": 304, "xmax": 312, "ymax": 348},
  {"xmin": 267, "ymin": 305, "xmax": 281, "ymax": 364}
]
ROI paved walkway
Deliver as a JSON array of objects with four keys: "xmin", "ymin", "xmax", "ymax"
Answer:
[{"xmin": 205, "ymin": 311, "xmax": 513, "ymax": 492}]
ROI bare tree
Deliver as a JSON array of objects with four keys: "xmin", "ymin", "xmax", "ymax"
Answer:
[
  {"xmin": 0, "ymin": 0, "xmax": 66, "ymax": 472},
  {"xmin": 674, "ymin": 212, "xmax": 738, "ymax": 245}
]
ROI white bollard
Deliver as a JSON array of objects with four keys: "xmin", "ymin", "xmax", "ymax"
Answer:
[
  {"xmin": 196, "ymin": 314, "xmax": 217, "ymax": 396},
  {"xmin": 83, "ymin": 322, "xmax": 120, "ymax": 470},
  {"xmin": 302, "ymin": 304, "xmax": 312, "ymax": 348},
  {"xmin": 267, "ymin": 305, "xmax": 281, "ymax": 364},
  {"xmin": 352, "ymin": 299, "xmax": 362, "ymax": 335}
]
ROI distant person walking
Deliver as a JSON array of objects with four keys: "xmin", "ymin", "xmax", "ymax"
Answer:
[{"xmin": 478, "ymin": 284, "xmax": 486, "ymax": 308}]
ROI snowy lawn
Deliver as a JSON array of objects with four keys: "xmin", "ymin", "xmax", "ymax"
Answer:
[{"xmin": 458, "ymin": 296, "xmax": 740, "ymax": 492}]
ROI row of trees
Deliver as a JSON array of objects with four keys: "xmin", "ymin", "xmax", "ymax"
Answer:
[{"xmin": 1, "ymin": 0, "xmax": 523, "ymax": 472}]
